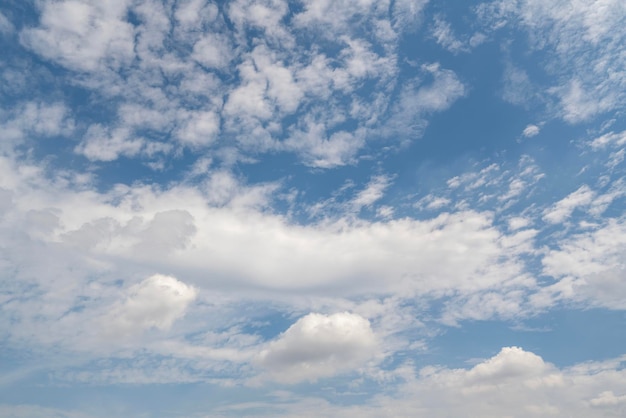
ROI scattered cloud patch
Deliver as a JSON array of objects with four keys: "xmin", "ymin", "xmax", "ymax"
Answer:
[{"xmin": 522, "ymin": 124, "xmax": 540, "ymax": 138}]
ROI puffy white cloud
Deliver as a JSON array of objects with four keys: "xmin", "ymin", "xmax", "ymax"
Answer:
[
  {"xmin": 227, "ymin": 0, "xmax": 291, "ymax": 42},
  {"xmin": 104, "ymin": 274, "xmax": 197, "ymax": 337},
  {"xmin": 293, "ymin": 0, "xmax": 378, "ymax": 33},
  {"xmin": 388, "ymin": 347, "xmax": 626, "ymax": 418},
  {"xmin": 508, "ymin": 216, "xmax": 531, "ymax": 231},
  {"xmin": 21, "ymin": 0, "xmax": 135, "ymax": 72},
  {"xmin": 192, "ymin": 33, "xmax": 234, "ymax": 70},
  {"xmin": 285, "ymin": 124, "xmax": 366, "ymax": 168},
  {"xmin": 256, "ymin": 312, "xmax": 377, "ymax": 383},
  {"xmin": 75, "ymin": 124, "xmax": 144, "ymax": 161},
  {"xmin": 175, "ymin": 0, "xmax": 219, "ymax": 30},
  {"xmin": 176, "ymin": 110, "xmax": 221, "ymax": 147}
]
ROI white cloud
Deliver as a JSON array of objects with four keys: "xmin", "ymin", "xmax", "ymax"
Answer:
[
  {"xmin": 104, "ymin": 274, "xmax": 197, "ymax": 337},
  {"xmin": 175, "ymin": 0, "xmax": 219, "ymax": 30},
  {"xmin": 540, "ymin": 218, "xmax": 626, "ymax": 309},
  {"xmin": 256, "ymin": 312, "xmax": 377, "ymax": 383},
  {"xmin": 293, "ymin": 0, "xmax": 377, "ymax": 33},
  {"xmin": 542, "ymin": 185, "xmax": 595, "ymax": 224},
  {"xmin": 523, "ymin": 124, "xmax": 540, "ymax": 137},
  {"xmin": 285, "ymin": 121, "xmax": 366, "ymax": 168},
  {"xmin": 21, "ymin": 0, "xmax": 135, "ymax": 72},
  {"xmin": 590, "ymin": 130, "xmax": 626, "ymax": 150},
  {"xmin": 350, "ymin": 175, "xmax": 391, "ymax": 211},
  {"xmin": 0, "ymin": 154, "xmax": 540, "ymax": 358},
  {"xmin": 218, "ymin": 348, "xmax": 626, "ymax": 417},
  {"xmin": 508, "ymin": 216, "xmax": 531, "ymax": 231},
  {"xmin": 384, "ymin": 63, "xmax": 466, "ymax": 138},
  {"xmin": 192, "ymin": 33, "xmax": 234, "ymax": 70},
  {"xmin": 430, "ymin": 15, "xmax": 467, "ymax": 53},
  {"xmin": 441, "ymin": 156, "xmax": 543, "ymax": 211},
  {"xmin": 227, "ymin": 0, "xmax": 291, "ymax": 45},
  {"xmin": 176, "ymin": 110, "xmax": 221, "ymax": 147},
  {"xmin": 0, "ymin": 101, "xmax": 75, "ymax": 151},
  {"xmin": 75, "ymin": 124, "xmax": 144, "ymax": 161}
]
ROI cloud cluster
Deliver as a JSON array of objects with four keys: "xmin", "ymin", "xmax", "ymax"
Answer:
[
  {"xmin": 10, "ymin": 0, "xmax": 469, "ymax": 169},
  {"xmin": 208, "ymin": 347, "xmax": 626, "ymax": 417}
]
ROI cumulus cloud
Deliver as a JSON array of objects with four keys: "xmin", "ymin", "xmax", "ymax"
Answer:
[
  {"xmin": 390, "ymin": 347, "xmax": 626, "ymax": 417},
  {"xmin": 218, "ymin": 347, "xmax": 626, "ymax": 417},
  {"xmin": 256, "ymin": 312, "xmax": 377, "ymax": 383},
  {"xmin": 104, "ymin": 274, "xmax": 197, "ymax": 337}
]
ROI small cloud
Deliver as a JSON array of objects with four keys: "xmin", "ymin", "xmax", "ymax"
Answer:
[
  {"xmin": 507, "ymin": 216, "xmax": 530, "ymax": 231},
  {"xmin": 542, "ymin": 185, "xmax": 595, "ymax": 224},
  {"xmin": 522, "ymin": 124, "xmax": 540, "ymax": 138},
  {"xmin": 256, "ymin": 312, "xmax": 378, "ymax": 383},
  {"xmin": 351, "ymin": 175, "xmax": 392, "ymax": 211},
  {"xmin": 0, "ymin": 11, "xmax": 15, "ymax": 35},
  {"xmin": 430, "ymin": 16, "xmax": 467, "ymax": 54},
  {"xmin": 75, "ymin": 124, "xmax": 144, "ymax": 162}
]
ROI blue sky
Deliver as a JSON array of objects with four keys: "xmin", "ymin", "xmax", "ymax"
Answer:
[{"xmin": 1, "ymin": 0, "xmax": 626, "ymax": 416}]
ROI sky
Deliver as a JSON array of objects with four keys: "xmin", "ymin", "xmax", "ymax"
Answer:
[{"xmin": 0, "ymin": 0, "xmax": 626, "ymax": 416}]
